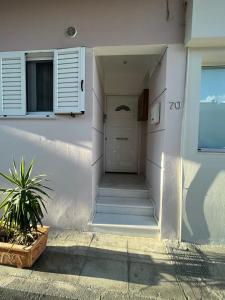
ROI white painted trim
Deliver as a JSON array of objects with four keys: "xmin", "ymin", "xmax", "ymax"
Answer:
[
  {"xmin": 54, "ymin": 47, "xmax": 85, "ymax": 114},
  {"xmin": 137, "ymin": 122, "xmax": 142, "ymax": 175},
  {"xmin": 198, "ymin": 148, "xmax": 225, "ymax": 154},
  {"xmin": 26, "ymin": 57, "xmax": 53, "ymax": 61},
  {"xmin": 80, "ymin": 47, "xmax": 85, "ymax": 112},
  {"xmin": 0, "ymin": 115, "xmax": 57, "ymax": 120},
  {"xmin": 94, "ymin": 44, "xmax": 167, "ymax": 56},
  {"xmin": 0, "ymin": 51, "xmax": 26, "ymax": 116},
  {"xmin": 0, "ymin": 58, "xmax": 2, "ymax": 115},
  {"xmin": 27, "ymin": 111, "xmax": 54, "ymax": 116}
]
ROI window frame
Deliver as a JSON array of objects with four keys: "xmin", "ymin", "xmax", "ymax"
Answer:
[
  {"xmin": 26, "ymin": 51, "xmax": 54, "ymax": 117},
  {"xmin": 0, "ymin": 47, "xmax": 85, "ymax": 118},
  {"xmin": 198, "ymin": 64, "xmax": 225, "ymax": 153}
]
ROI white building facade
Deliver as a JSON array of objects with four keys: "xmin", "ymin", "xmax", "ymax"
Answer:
[{"xmin": 0, "ymin": 0, "xmax": 224, "ymax": 244}]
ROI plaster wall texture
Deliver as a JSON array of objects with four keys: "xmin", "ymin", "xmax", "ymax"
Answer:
[
  {"xmin": 161, "ymin": 45, "xmax": 186, "ymax": 239},
  {"xmin": 146, "ymin": 45, "xmax": 186, "ymax": 239},
  {"xmin": 0, "ymin": 0, "xmax": 184, "ymax": 52},
  {"xmin": 0, "ymin": 49, "xmax": 94, "ymax": 230},
  {"xmin": 92, "ymin": 56, "xmax": 105, "ymax": 213},
  {"xmin": 0, "ymin": 0, "xmax": 185, "ymax": 230},
  {"xmin": 182, "ymin": 48, "xmax": 225, "ymax": 244},
  {"xmin": 146, "ymin": 51, "xmax": 167, "ymax": 222},
  {"xmin": 185, "ymin": 0, "xmax": 225, "ymax": 47}
]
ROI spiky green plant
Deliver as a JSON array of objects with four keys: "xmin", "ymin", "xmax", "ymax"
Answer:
[{"xmin": 0, "ymin": 158, "xmax": 51, "ymax": 234}]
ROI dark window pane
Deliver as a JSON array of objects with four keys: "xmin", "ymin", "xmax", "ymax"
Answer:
[
  {"xmin": 26, "ymin": 61, "xmax": 53, "ymax": 112},
  {"xmin": 26, "ymin": 62, "xmax": 37, "ymax": 112},
  {"xmin": 36, "ymin": 62, "xmax": 53, "ymax": 111}
]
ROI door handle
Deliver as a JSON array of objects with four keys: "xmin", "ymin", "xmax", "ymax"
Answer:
[
  {"xmin": 81, "ymin": 80, "xmax": 84, "ymax": 91},
  {"xmin": 116, "ymin": 137, "xmax": 128, "ymax": 140}
]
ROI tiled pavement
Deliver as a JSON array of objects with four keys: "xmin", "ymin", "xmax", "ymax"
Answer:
[{"xmin": 0, "ymin": 230, "xmax": 225, "ymax": 299}]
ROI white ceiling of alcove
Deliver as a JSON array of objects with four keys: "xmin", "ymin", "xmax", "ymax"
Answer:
[
  {"xmin": 102, "ymin": 54, "xmax": 159, "ymax": 75},
  {"xmin": 100, "ymin": 54, "xmax": 160, "ymax": 94}
]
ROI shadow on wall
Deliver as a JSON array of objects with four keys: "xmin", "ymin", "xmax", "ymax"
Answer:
[
  {"xmin": 182, "ymin": 160, "xmax": 225, "ymax": 244},
  {"xmin": 0, "ymin": 120, "xmax": 92, "ymax": 230}
]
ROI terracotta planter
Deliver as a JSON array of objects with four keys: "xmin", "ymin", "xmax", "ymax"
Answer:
[{"xmin": 0, "ymin": 226, "xmax": 49, "ymax": 268}]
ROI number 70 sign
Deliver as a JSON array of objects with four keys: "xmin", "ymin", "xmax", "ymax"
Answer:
[{"xmin": 169, "ymin": 101, "xmax": 181, "ymax": 110}]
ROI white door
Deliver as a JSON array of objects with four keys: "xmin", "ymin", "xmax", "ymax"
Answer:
[{"xmin": 105, "ymin": 95, "xmax": 138, "ymax": 173}]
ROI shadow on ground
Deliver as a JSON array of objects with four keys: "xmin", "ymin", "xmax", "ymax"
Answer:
[
  {"xmin": 32, "ymin": 245, "xmax": 175, "ymax": 286},
  {"xmin": 31, "ymin": 243, "xmax": 225, "ymax": 289}
]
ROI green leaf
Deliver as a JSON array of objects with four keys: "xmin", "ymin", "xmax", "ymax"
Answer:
[
  {"xmin": 20, "ymin": 157, "xmax": 25, "ymax": 187},
  {"xmin": 0, "ymin": 172, "xmax": 19, "ymax": 186},
  {"xmin": 25, "ymin": 160, "xmax": 34, "ymax": 183},
  {"xmin": 0, "ymin": 158, "xmax": 51, "ymax": 234}
]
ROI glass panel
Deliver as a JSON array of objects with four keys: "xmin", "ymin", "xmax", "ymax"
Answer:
[
  {"xmin": 26, "ymin": 61, "xmax": 53, "ymax": 112},
  {"xmin": 26, "ymin": 62, "xmax": 37, "ymax": 112},
  {"xmin": 199, "ymin": 67, "xmax": 225, "ymax": 149},
  {"xmin": 36, "ymin": 62, "xmax": 53, "ymax": 111},
  {"xmin": 115, "ymin": 105, "xmax": 130, "ymax": 111}
]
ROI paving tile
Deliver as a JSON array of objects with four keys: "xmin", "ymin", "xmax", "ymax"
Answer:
[
  {"xmin": 127, "ymin": 237, "xmax": 170, "ymax": 264},
  {"xmin": 43, "ymin": 280, "xmax": 100, "ymax": 299},
  {"xmin": 0, "ymin": 276, "xmax": 50, "ymax": 296},
  {"xmin": 79, "ymin": 256, "xmax": 128, "ymax": 292},
  {"xmin": 0, "ymin": 288, "xmax": 40, "ymax": 300},
  {"xmin": 0, "ymin": 264, "xmax": 32, "ymax": 278},
  {"xmin": 0, "ymin": 274, "xmax": 18, "ymax": 287},
  {"xmin": 47, "ymin": 239, "xmax": 90, "ymax": 256},
  {"xmin": 87, "ymin": 247, "xmax": 128, "ymax": 262},
  {"xmin": 127, "ymin": 236, "xmax": 167, "ymax": 252},
  {"xmin": 129, "ymin": 284, "xmax": 185, "ymax": 300},
  {"xmin": 128, "ymin": 261, "xmax": 183, "ymax": 299},
  {"xmin": 31, "ymin": 249, "xmax": 85, "ymax": 283},
  {"xmin": 48, "ymin": 230, "xmax": 93, "ymax": 246},
  {"xmin": 90, "ymin": 233, "xmax": 128, "ymax": 251},
  {"xmin": 129, "ymin": 261, "xmax": 177, "ymax": 286}
]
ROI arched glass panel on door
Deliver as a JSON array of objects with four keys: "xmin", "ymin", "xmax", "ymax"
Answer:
[{"xmin": 115, "ymin": 105, "xmax": 131, "ymax": 111}]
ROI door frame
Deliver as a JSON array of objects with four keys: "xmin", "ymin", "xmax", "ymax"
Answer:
[{"xmin": 103, "ymin": 94, "xmax": 141, "ymax": 174}]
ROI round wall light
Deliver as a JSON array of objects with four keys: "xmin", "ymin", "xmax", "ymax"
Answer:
[{"xmin": 65, "ymin": 26, "xmax": 77, "ymax": 38}]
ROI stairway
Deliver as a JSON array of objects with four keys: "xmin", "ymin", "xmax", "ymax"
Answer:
[{"xmin": 89, "ymin": 184, "xmax": 159, "ymax": 237}]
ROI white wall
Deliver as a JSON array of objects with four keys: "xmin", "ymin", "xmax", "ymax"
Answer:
[
  {"xmin": 0, "ymin": 0, "xmax": 184, "ymax": 51},
  {"xmin": 185, "ymin": 0, "xmax": 225, "ymax": 47},
  {"xmin": 146, "ymin": 45, "xmax": 186, "ymax": 239},
  {"xmin": 162, "ymin": 45, "xmax": 186, "ymax": 239},
  {"xmin": 105, "ymin": 72, "xmax": 146, "ymax": 96},
  {"xmin": 146, "ymin": 51, "xmax": 167, "ymax": 222},
  {"xmin": 0, "ymin": 0, "xmax": 185, "ymax": 231},
  {"xmin": 0, "ymin": 49, "xmax": 94, "ymax": 230},
  {"xmin": 182, "ymin": 48, "xmax": 225, "ymax": 244},
  {"xmin": 92, "ymin": 56, "xmax": 105, "ymax": 212}
]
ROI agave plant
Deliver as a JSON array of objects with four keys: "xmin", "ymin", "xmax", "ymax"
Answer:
[{"xmin": 0, "ymin": 158, "xmax": 51, "ymax": 234}]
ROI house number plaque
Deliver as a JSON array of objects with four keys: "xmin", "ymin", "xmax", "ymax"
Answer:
[{"xmin": 169, "ymin": 101, "xmax": 181, "ymax": 110}]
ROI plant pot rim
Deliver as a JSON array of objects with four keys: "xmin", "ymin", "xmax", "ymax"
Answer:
[{"xmin": 0, "ymin": 225, "xmax": 49, "ymax": 252}]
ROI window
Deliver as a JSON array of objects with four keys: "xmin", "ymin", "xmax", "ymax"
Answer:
[
  {"xmin": 198, "ymin": 67, "xmax": 225, "ymax": 151},
  {"xmin": 26, "ymin": 60, "xmax": 53, "ymax": 113},
  {"xmin": 0, "ymin": 47, "xmax": 85, "ymax": 116}
]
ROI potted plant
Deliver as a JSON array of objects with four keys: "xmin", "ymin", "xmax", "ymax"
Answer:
[{"xmin": 0, "ymin": 158, "xmax": 51, "ymax": 268}]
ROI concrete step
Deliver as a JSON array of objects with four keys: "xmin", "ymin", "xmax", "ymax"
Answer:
[
  {"xmin": 96, "ymin": 196, "xmax": 154, "ymax": 216},
  {"xmin": 89, "ymin": 213, "xmax": 159, "ymax": 237},
  {"xmin": 98, "ymin": 187, "xmax": 149, "ymax": 198}
]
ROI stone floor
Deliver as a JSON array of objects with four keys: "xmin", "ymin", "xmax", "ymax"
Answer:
[
  {"xmin": 0, "ymin": 230, "xmax": 225, "ymax": 299},
  {"xmin": 99, "ymin": 173, "xmax": 147, "ymax": 189}
]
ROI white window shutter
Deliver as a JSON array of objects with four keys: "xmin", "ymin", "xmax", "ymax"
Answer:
[
  {"xmin": 0, "ymin": 52, "xmax": 26, "ymax": 116},
  {"xmin": 54, "ymin": 47, "xmax": 85, "ymax": 114}
]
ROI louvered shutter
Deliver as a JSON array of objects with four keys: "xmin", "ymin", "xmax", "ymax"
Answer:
[
  {"xmin": 0, "ymin": 52, "xmax": 26, "ymax": 116},
  {"xmin": 54, "ymin": 47, "xmax": 85, "ymax": 113}
]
